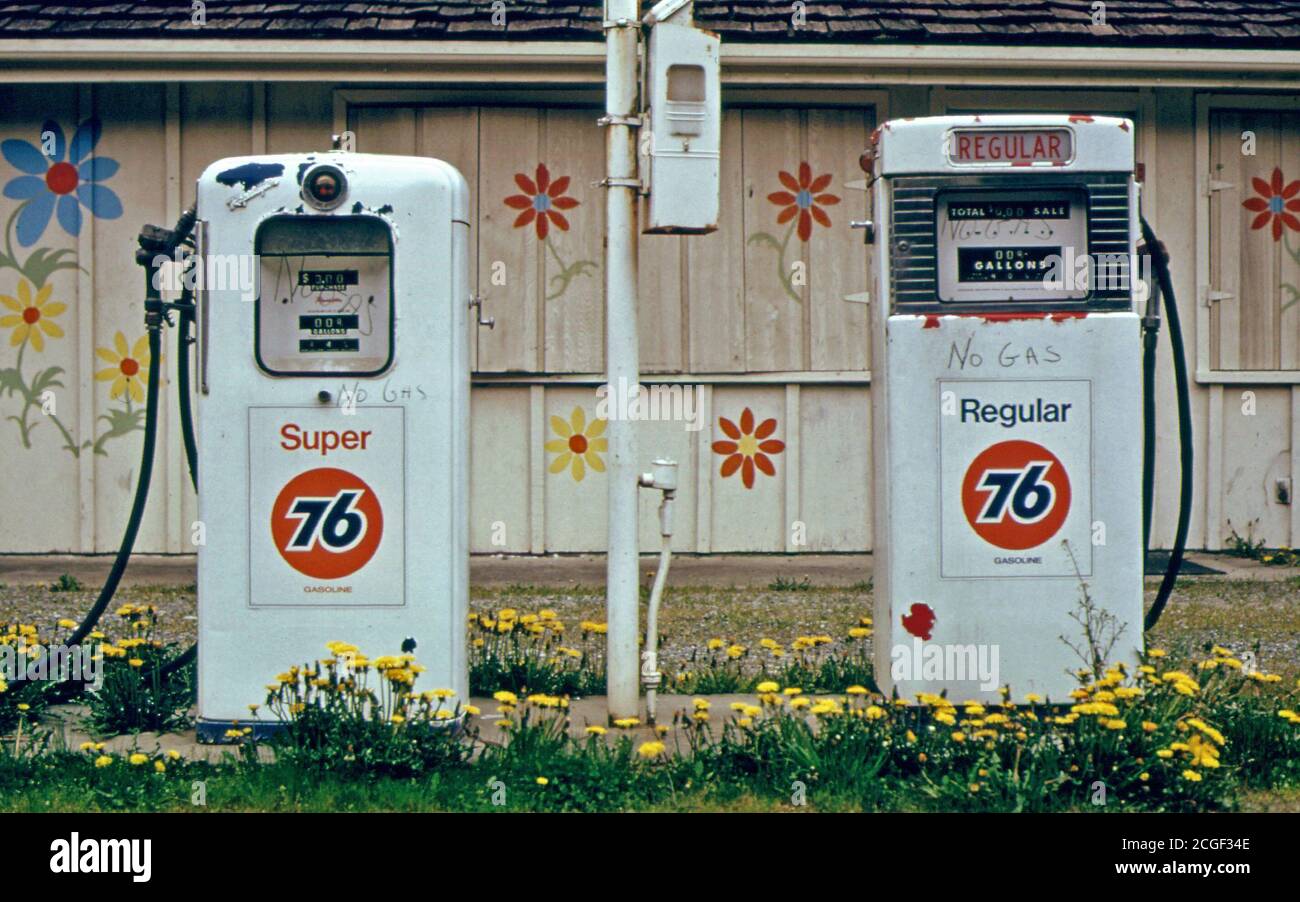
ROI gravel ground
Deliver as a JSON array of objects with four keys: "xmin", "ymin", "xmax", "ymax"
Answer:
[{"xmin": 3, "ymin": 574, "xmax": 1296, "ymax": 679}]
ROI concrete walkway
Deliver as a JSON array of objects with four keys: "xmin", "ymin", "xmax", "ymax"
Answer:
[
  {"xmin": 1, "ymin": 550, "xmax": 1295, "ymax": 588},
  {"xmin": 40, "ymin": 694, "xmax": 765, "ymax": 764}
]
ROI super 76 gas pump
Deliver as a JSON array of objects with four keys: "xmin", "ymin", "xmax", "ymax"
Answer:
[
  {"xmin": 867, "ymin": 116, "xmax": 1156, "ymax": 704},
  {"xmin": 193, "ymin": 152, "xmax": 470, "ymax": 739}
]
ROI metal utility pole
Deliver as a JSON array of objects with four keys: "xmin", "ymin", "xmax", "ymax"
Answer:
[{"xmin": 602, "ymin": 0, "xmax": 641, "ymax": 720}]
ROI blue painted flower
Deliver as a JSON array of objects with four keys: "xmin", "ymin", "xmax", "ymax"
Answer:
[{"xmin": 2, "ymin": 119, "xmax": 122, "ymax": 247}]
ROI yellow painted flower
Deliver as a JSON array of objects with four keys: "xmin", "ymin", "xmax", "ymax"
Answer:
[
  {"xmin": 1, "ymin": 279, "xmax": 66, "ymax": 351},
  {"xmin": 94, "ymin": 331, "xmax": 153, "ymax": 403},
  {"xmin": 546, "ymin": 407, "xmax": 607, "ymax": 482}
]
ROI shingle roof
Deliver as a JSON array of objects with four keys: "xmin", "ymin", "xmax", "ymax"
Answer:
[{"xmin": 1, "ymin": 1, "xmax": 1298, "ymax": 47}]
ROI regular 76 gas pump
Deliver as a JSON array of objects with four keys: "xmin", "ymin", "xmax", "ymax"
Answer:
[{"xmin": 864, "ymin": 116, "xmax": 1192, "ymax": 704}]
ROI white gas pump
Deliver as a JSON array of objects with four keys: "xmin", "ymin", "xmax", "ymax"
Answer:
[
  {"xmin": 866, "ymin": 115, "xmax": 1151, "ymax": 704},
  {"xmin": 193, "ymin": 152, "xmax": 470, "ymax": 739}
]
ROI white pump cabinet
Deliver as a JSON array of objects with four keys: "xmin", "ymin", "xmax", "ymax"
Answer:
[
  {"xmin": 193, "ymin": 152, "xmax": 470, "ymax": 739},
  {"xmin": 869, "ymin": 116, "xmax": 1145, "ymax": 704}
]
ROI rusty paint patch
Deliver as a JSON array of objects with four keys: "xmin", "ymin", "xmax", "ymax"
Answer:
[{"xmin": 967, "ymin": 311, "xmax": 1088, "ymax": 324}]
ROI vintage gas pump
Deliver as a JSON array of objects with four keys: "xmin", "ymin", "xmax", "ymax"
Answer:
[
  {"xmin": 192, "ymin": 152, "xmax": 470, "ymax": 739},
  {"xmin": 866, "ymin": 115, "xmax": 1159, "ymax": 704}
]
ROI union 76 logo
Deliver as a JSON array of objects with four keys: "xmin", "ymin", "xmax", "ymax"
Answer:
[
  {"xmin": 271, "ymin": 467, "xmax": 383, "ymax": 579},
  {"xmin": 961, "ymin": 440, "xmax": 1070, "ymax": 550}
]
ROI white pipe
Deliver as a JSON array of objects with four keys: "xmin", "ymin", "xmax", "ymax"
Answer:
[
  {"xmin": 644, "ymin": 491, "xmax": 673, "ymax": 724},
  {"xmin": 603, "ymin": 0, "xmax": 642, "ymax": 721}
]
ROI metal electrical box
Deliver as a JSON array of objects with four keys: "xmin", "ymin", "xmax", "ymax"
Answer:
[
  {"xmin": 868, "ymin": 115, "xmax": 1144, "ymax": 704},
  {"xmin": 193, "ymin": 152, "xmax": 470, "ymax": 739},
  {"xmin": 641, "ymin": 16, "xmax": 720, "ymax": 234}
]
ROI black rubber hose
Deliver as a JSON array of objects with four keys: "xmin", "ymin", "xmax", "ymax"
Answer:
[
  {"xmin": 1140, "ymin": 217, "xmax": 1194, "ymax": 632},
  {"xmin": 175, "ymin": 294, "xmax": 198, "ymax": 493},
  {"xmin": 65, "ymin": 321, "xmax": 162, "ymax": 648},
  {"xmin": 1141, "ymin": 284, "xmax": 1160, "ymax": 554},
  {"xmin": 62, "ymin": 208, "xmax": 196, "ymax": 651},
  {"xmin": 157, "ymin": 287, "xmax": 200, "ymax": 681}
]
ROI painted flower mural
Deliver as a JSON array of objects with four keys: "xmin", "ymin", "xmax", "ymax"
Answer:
[
  {"xmin": 95, "ymin": 331, "xmax": 151, "ymax": 404},
  {"xmin": 2, "ymin": 118, "xmax": 122, "ymax": 246},
  {"xmin": 712, "ymin": 407, "xmax": 785, "ymax": 489},
  {"xmin": 1, "ymin": 278, "xmax": 65, "ymax": 352},
  {"xmin": 505, "ymin": 163, "xmax": 578, "ymax": 240},
  {"xmin": 1243, "ymin": 167, "xmax": 1300, "ymax": 241},
  {"xmin": 546, "ymin": 406, "xmax": 607, "ymax": 482},
  {"xmin": 768, "ymin": 162, "xmax": 842, "ymax": 243},
  {"xmin": 0, "ymin": 117, "xmax": 140, "ymax": 457},
  {"xmin": 748, "ymin": 162, "xmax": 841, "ymax": 303},
  {"xmin": 504, "ymin": 163, "xmax": 597, "ymax": 301},
  {"xmin": 1241, "ymin": 167, "xmax": 1300, "ymax": 312}
]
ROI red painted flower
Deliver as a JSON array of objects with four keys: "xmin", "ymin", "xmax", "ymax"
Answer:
[
  {"xmin": 504, "ymin": 163, "xmax": 579, "ymax": 240},
  {"xmin": 712, "ymin": 407, "xmax": 785, "ymax": 489},
  {"xmin": 767, "ymin": 162, "xmax": 840, "ymax": 242},
  {"xmin": 1243, "ymin": 167, "xmax": 1300, "ymax": 241}
]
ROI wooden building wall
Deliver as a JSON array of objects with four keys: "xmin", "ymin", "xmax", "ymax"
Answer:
[{"xmin": 0, "ymin": 81, "xmax": 1296, "ymax": 554}]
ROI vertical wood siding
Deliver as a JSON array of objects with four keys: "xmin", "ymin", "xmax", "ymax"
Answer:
[{"xmin": 0, "ymin": 83, "xmax": 1294, "ymax": 555}]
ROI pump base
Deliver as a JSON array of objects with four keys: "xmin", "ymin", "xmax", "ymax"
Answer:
[
  {"xmin": 196, "ymin": 718, "xmax": 288, "ymax": 744},
  {"xmin": 195, "ymin": 714, "xmax": 469, "ymax": 744}
]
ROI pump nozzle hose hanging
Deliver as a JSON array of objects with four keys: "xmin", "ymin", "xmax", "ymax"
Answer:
[
  {"xmin": 61, "ymin": 208, "xmax": 199, "ymax": 673},
  {"xmin": 1139, "ymin": 216, "xmax": 1193, "ymax": 632}
]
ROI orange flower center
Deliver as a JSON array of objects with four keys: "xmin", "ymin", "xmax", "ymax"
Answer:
[
  {"xmin": 119, "ymin": 357, "xmax": 140, "ymax": 377},
  {"xmin": 738, "ymin": 434, "xmax": 759, "ymax": 456},
  {"xmin": 45, "ymin": 162, "xmax": 79, "ymax": 196},
  {"xmin": 568, "ymin": 434, "xmax": 588, "ymax": 454},
  {"xmin": 21, "ymin": 307, "xmax": 40, "ymax": 325}
]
